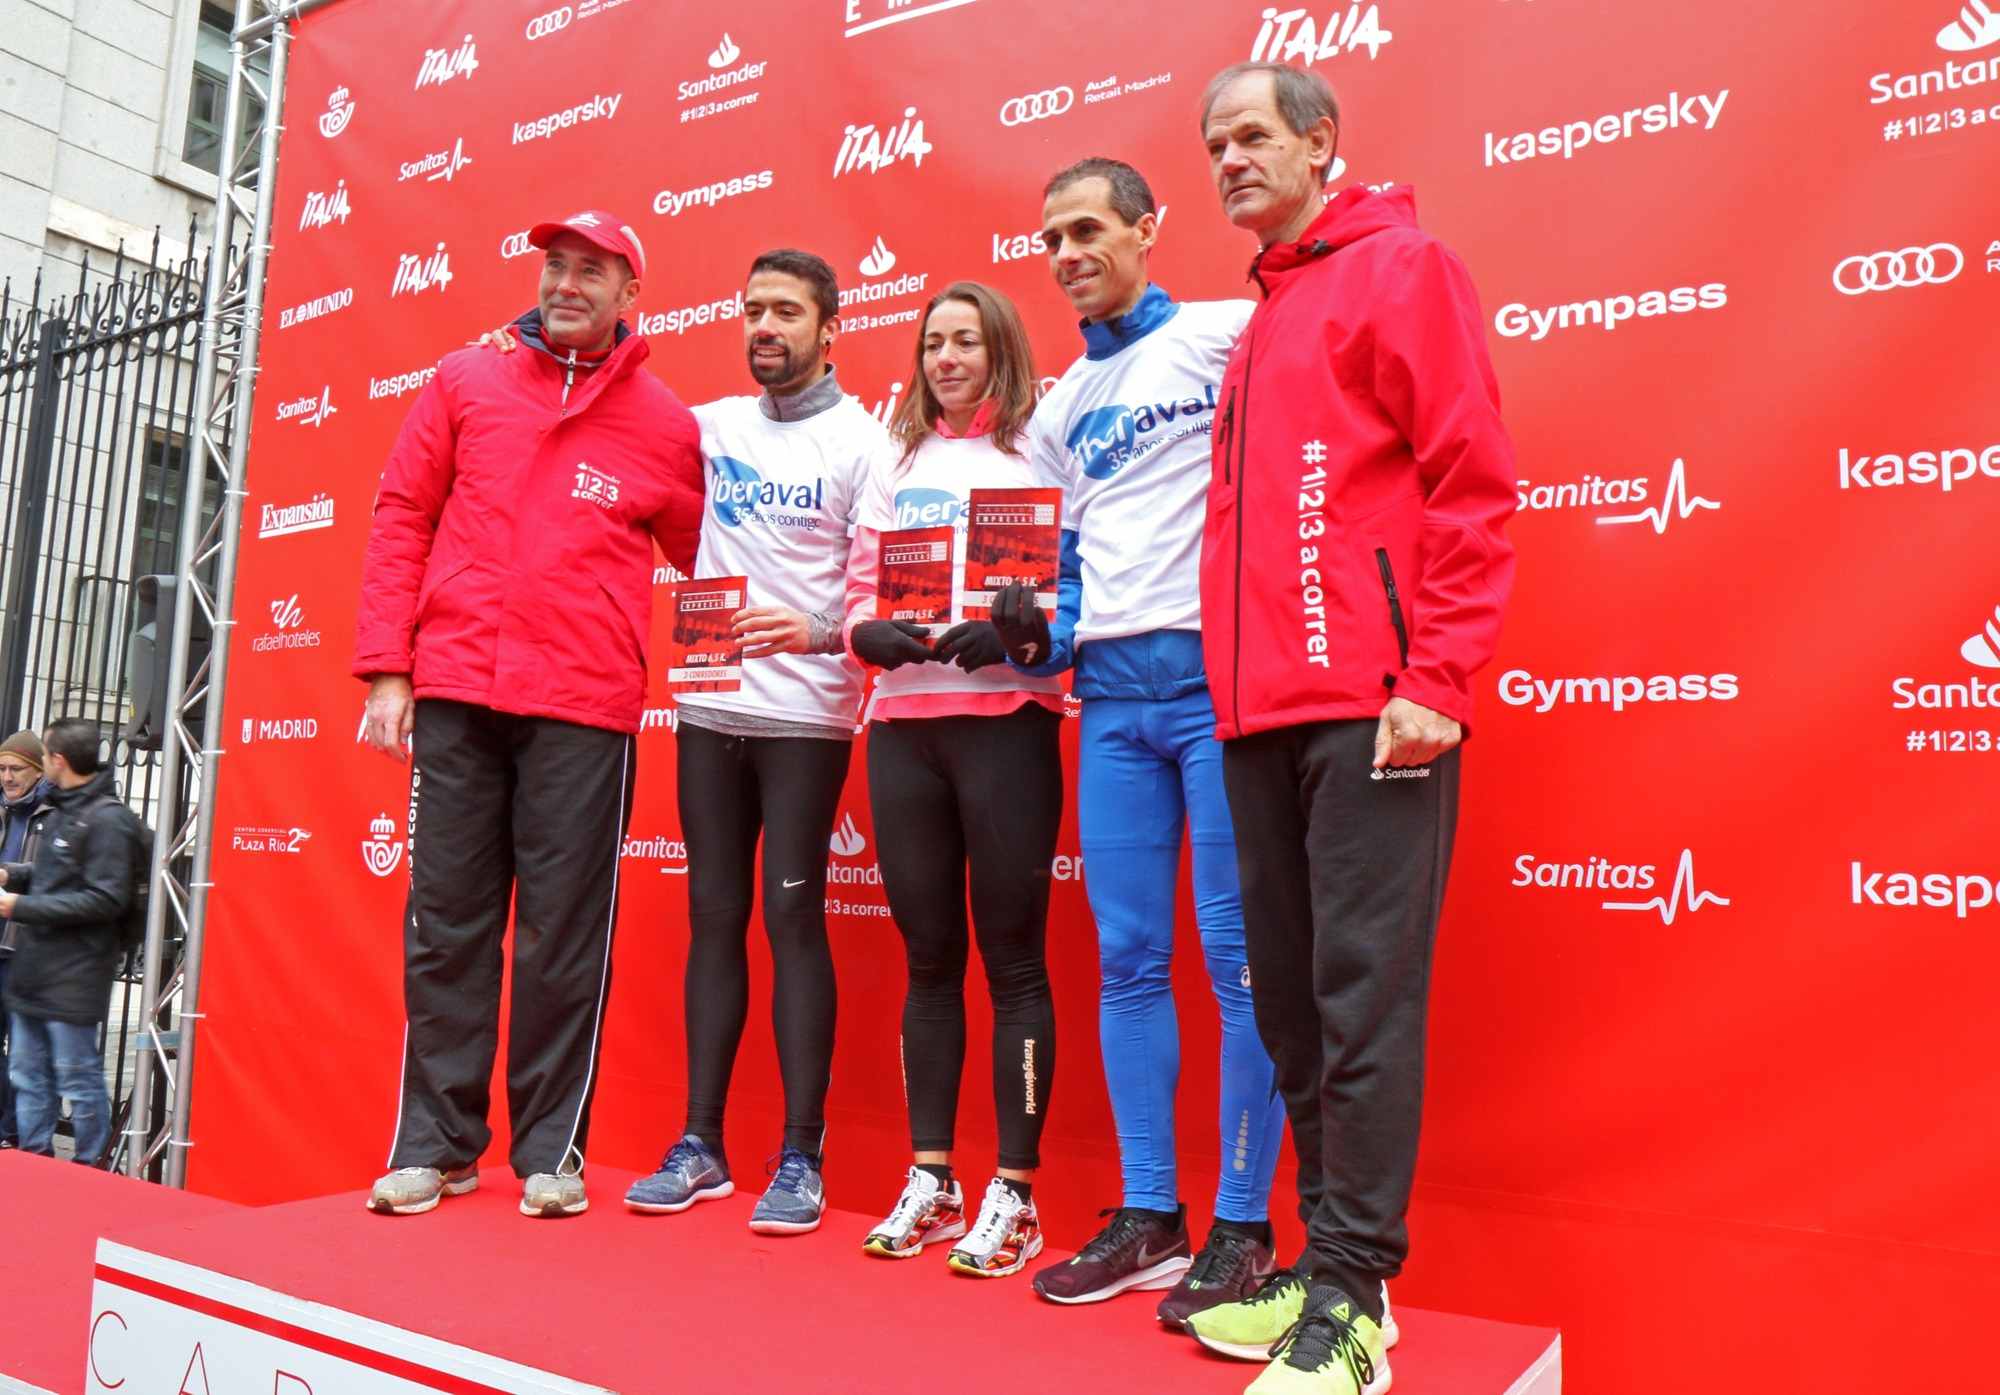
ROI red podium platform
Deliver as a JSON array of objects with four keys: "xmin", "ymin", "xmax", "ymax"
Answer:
[{"xmin": 1, "ymin": 1154, "xmax": 1560, "ymax": 1393}]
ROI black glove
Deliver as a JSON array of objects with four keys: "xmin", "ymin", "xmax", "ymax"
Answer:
[
  {"xmin": 933, "ymin": 620, "xmax": 1006, "ymax": 672},
  {"xmin": 990, "ymin": 582, "xmax": 1051, "ymax": 667},
  {"xmin": 851, "ymin": 619, "xmax": 934, "ymax": 671}
]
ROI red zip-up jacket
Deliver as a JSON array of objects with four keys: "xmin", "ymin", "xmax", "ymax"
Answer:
[
  {"xmin": 1204, "ymin": 186, "xmax": 1517, "ymax": 739},
  {"xmin": 352, "ymin": 316, "xmax": 704, "ymax": 733}
]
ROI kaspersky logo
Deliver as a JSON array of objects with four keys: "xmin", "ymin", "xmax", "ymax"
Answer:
[
  {"xmin": 710, "ymin": 456, "xmax": 825, "ymax": 527},
  {"xmin": 1939, "ymin": 1, "xmax": 2000, "ymax": 51}
]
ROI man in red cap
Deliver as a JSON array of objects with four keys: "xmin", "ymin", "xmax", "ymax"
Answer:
[{"xmin": 354, "ymin": 208, "xmax": 703, "ymax": 1220}]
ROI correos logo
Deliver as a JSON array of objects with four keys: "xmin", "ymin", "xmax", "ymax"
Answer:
[
  {"xmin": 1068, "ymin": 406, "xmax": 1138, "ymax": 479},
  {"xmin": 894, "ymin": 487, "xmax": 962, "ymax": 529}
]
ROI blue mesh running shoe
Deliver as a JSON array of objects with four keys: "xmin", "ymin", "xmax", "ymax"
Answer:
[
  {"xmin": 748, "ymin": 1146, "xmax": 825, "ymax": 1235},
  {"xmin": 624, "ymin": 1135, "xmax": 733, "ymax": 1214}
]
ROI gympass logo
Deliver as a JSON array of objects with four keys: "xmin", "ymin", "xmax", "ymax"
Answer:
[
  {"xmin": 391, "ymin": 243, "xmax": 454, "ymax": 297},
  {"xmin": 1513, "ymin": 849, "xmax": 1730, "ymax": 926},
  {"xmin": 835, "ymin": 107, "xmax": 933, "ymax": 177},
  {"xmin": 1000, "ymin": 87, "xmax": 1074, "ymax": 126},
  {"xmin": 1938, "ymin": 0, "xmax": 2000, "ymax": 52},
  {"xmin": 252, "ymin": 595, "xmax": 321, "ymax": 653},
  {"xmin": 361, "ymin": 812, "xmax": 406, "ymax": 878},
  {"xmin": 1832, "ymin": 244, "xmax": 1963, "ymax": 295},
  {"xmin": 318, "ymin": 87, "xmax": 355, "ymax": 138},
  {"xmin": 1250, "ymin": 4, "xmax": 1394, "ymax": 65},
  {"xmin": 299, "ymin": 180, "xmax": 350, "ymax": 231},
  {"xmin": 414, "ymin": 34, "xmax": 478, "ymax": 89}
]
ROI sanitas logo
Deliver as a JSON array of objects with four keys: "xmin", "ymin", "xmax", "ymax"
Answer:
[
  {"xmin": 397, "ymin": 137, "xmax": 473, "ymax": 185},
  {"xmin": 1838, "ymin": 441, "xmax": 2000, "ymax": 494},
  {"xmin": 834, "ymin": 107, "xmax": 933, "ymax": 177},
  {"xmin": 1494, "ymin": 283, "xmax": 1727, "ymax": 340},
  {"xmin": 1517, "ymin": 457, "xmax": 1721, "ymax": 534},
  {"xmin": 318, "ymin": 87, "xmax": 354, "ymax": 138},
  {"xmin": 513, "ymin": 93, "xmax": 622, "ymax": 144},
  {"xmin": 653, "ymin": 169, "xmax": 773, "ymax": 217},
  {"xmin": 276, "ymin": 288, "xmax": 353, "ymax": 330},
  {"xmin": 414, "ymin": 34, "xmax": 478, "ymax": 89},
  {"xmin": 1484, "ymin": 88, "xmax": 1727, "ymax": 168},
  {"xmin": 1852, "ymin": 863, "xmax": 1997, "ymax": 917},
  {"xmin": 1514, "ymin": 848, "xmax": 1729, "ymax": 925},
  {"xmin": 623, "ymin": 832, "xmax": 688, "ymax": 874},
  {"xmin": 369, "ymin": 364, "xmax": 437, "ymax": 400},
  {"xmin": 1067, "ymin": 386, "xmax": 1221, "ymax": 479},
  {"xmin": 1890, "ymin": 605, "xmax": 2000, "ymax": 708},
  {"xmin": 275, "ymin": 387, "xmax": 337, "ymax": 428},
  {"xmin": 259, "ymin": 493, "xmax": 335, "ymax": 539},
  {"xmin": 710, "ymin": 456, "xmax": 826, "ymax": 528},
  {"xmin": 299, "ymin": 181, "xmax": 351, "ymax": 231},
  {"xmin": 391, "ymin": 243, "xmax": 453, "ymax": 297},
  {"xmin": 893, "ymin": 487, "xmax": 964, "ymax": 529},
  {"xmin": 1251, "ymin": 5, "xmax": 1393, "ymax": 63},
  {"xmin": 1498, "ymin": 669, "xmax": 1739, "ymax": 713}
]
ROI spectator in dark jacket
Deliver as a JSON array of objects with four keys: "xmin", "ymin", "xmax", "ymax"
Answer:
[
  {"xmin": 0, "ymin": 730, "xmax": 55, "ymax": 1148},
  {"xmin": 0, "ymin": 719, "xmax": 139, "ymax": 1164}
]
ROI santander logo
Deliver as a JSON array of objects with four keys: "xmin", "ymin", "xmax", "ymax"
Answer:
[
  {"xmin": 829, "ymin": 813, "xmax": 867, "ymax": 857},
  {"xmin": 1962, "ymin": 603, "xmax": 2000, "ymax": 667},
  {"xmin": 859, "ymin": 236, "xmax": 897, "ymax": 277},
  {"xmin": 1938, "ymin": 0, "xmax": 2000, "ymax": 51},
  {"xmin": 708, "ymin": 33, "xmax": 742, "ymax": 67}
]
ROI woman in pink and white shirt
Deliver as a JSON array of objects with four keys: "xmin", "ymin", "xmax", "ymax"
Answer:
[{"xmin": 845, "ymin": 282, "xmax": 1064, "ymax": 1279}]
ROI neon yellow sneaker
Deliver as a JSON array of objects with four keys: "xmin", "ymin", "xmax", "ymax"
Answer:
[
  {"xmin": 1244, "ymin": 1287, "xmax": 1390, "ymax": 1395},
  {"xmin": 1192, "ymin": 1272, "xmax": 1401, "ymax": 1360}
]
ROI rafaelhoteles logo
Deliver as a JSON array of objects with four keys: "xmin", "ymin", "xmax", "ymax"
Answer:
[
  {"xmin": 414, "ymin": 35, "xmax": 479, "ymax": 89},
  {"xmin": 252, "ymin": 595, "xmax": 321, "ymax": 653},
  {"xmin": 391, "ymin": 243, "xmax": 454, "ymax": 297},
  {"xmin": 318, "ymin": 87, "xmax": 354, "ymax": 138},
  {"xmin": 361, "ymin": 812, "xmax": 406, "ymax": 878},
  {"xmin": 1494, "ymin": 283, "xmax": 1727, "ymax": 340},
  {"xmin": 1962, "ymin": 603, "xmax": 2000, "ymax": 667},
  {"xmin": 1250, "ymin": 4, "xmax": 1394, "ymax": 64},
  {"xmin": 1852, "ymin": 863, "xmax": 1998, "ymax": 918},
  {"xmin": 258, "ymin": 493, "xmax": 335, "ymax": 540},
  {"xmin": 1832, "ymin": 244, "xmax": 1963, "ymax": 295},
  {"xmin": 526, "ymin": 6, "xmax": 573, "ymax": 41},
  {"xmin": 829, "ymin": 813, "xmax": 867, "ymax": 858},
  {"xmin": 275, "ymin": 387, "xmax": 337, "ymax": 428},
  {"xmin": 1497, "ymin": 670, "xmax": 1739, "ymax": 714},
  {"xmin": 1514, "ymin": 849, "xmax": 1729, "ymax": 926},
  {"xmin": 1068, "ymin": 406, "xmax": 1139, "ymax": 480},
  {"xmin": 1000, "ymin": 87, "xmax": 1074, "ymax": 126},
  {"xmin": 859, "ymin": 235, "xmax": 897, "ymax": 277},
  {"xmin": 708, "ymin": 32, "xmax": 741, "ymax": 67},
  {"xmin": 1938, "ymin": 0, "xmax": 2000, "ymax": 51},
  {"xmin": 835, "ymin": 107, "xmax": 933, "ymax": 177},
  {"xmin": 299, "ymin": 181, "xmax": 351, "ymax": 231}
]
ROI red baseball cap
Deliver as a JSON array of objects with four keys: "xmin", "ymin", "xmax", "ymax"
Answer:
[{"xmin": 527, "ymin": 210, "xmax": 648, "ymax": 280}]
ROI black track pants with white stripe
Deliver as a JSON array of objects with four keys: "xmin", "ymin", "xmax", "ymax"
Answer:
[{"xmin": 387, "ymin": 699, "xmax": 635, "ymax": 1179}]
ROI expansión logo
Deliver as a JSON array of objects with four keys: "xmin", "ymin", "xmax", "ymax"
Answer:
[
  {"xmin": 258, "ymin": 492, "xmax": 335, "ymax": 540},
  {"xmin": 1250, "ymin": 4, "xmax": 1393, "ymax": 63}
]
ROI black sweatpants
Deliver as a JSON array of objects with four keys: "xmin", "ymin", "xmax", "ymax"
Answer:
[
  {"xmin": 1221, "ymin": 718, "xmax": 1459, "ymax": 1316},
  {"xmin": 676, "ymin": 722, "xmax": 851, "ymax": 1162},
  {"xmin": 867, "ymin": 704, "xmax": 1062, "ymax": 1171},
  {"xmin": 388, "ymin": 699, "xmax": 635, "ymax": 1179}
]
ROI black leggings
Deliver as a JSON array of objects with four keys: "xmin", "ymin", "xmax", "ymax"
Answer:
[
  {"xmin": 677, "ymin": 723, "xmax": 852, "ymax": 1161},
  {"xmin": 866, "ymin": 704, "xmax": 1063, "ymax": 1171}
]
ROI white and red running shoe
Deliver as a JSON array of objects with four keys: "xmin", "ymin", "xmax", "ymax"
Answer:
[{"xmin": 862, "ymin": 1165, "xmax": 967, "ymax": 1258}]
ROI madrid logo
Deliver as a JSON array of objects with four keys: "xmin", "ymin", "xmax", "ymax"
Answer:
[
  {"xmin": 1068, "ymin": 406, "xmax": 1139, "ymax": 480},
  {"xmin": 318, "ymin": 87, "xmax": 354, "ymax": 138},
  {"xmin": 361, "ymin": 812, "xmax": 405, "ymax": 878}
]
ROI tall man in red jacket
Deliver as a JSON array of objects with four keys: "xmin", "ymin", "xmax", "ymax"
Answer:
[
  {"xmin": 353, "ymin": 211, "xmax": 704, "ymax": 1220},
  {"xmin": 1184, "ymin": 65, "xmax": 1518, "ymax": 1395}
]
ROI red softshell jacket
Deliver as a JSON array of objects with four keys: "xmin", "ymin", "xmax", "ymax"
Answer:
[
  {"xmin": 352, "ymin": 323, "xmax": 704, "ymax": 733},
  {"xmin": 1204, "ymin": 186, "xmax": 1517, "ymax": 739}
]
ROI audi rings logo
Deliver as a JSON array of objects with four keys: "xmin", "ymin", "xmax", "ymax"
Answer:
[
  {"xmin": 1832, "ymin": 244, "xmax": 1964, "ymax": 295},
  {"xmin": 525, "ymin": 6, "xmax": 573, "ymax": 40},
  {"xmin": 499, "ymin": 230, "xmax": 535, "ymax": 260},
  {"xmin": 999, "ymin": 87, "xmax": 1075, "ymax": 127}
]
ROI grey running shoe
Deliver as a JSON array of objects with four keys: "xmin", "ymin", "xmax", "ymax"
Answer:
[
  {"xmin": 748, "ymin": 1146, "xmax": 825, "ymax": 1235},
  {"xmin": 521, "ymin": 1171, "xmax": 588, "ymax": 1218},
  {"xmin": 366, "ymin": 1164, "xmax": 477, "ymax": 1216},
  {"xmin": 625, "ymin": 1134, "xmax": 734, "ymax": 1214}
]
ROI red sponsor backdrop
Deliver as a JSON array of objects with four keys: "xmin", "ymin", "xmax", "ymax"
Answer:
[{"xmin": 197, "ymin": 1, "xmax": 1999, "ymax": 1389}]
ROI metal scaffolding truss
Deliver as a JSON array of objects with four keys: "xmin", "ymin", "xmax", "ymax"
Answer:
[{"xmin": 125, "ymin": 0, "xmax": 344, "ymax": 1185}]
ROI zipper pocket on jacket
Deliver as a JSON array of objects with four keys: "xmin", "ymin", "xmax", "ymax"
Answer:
[
  {"xmin": 1217, "ymin": 387, "xmax": 1237, "ymax": 486},
  {"xmin": 1375, "ymin": 547, "xmax": 1410, "ymax": 671}
]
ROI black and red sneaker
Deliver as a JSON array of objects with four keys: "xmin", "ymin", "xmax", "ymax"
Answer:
[
  {"xmin": 1030, "ymin": 1204, "xmax": 1192, "ymax": 1304},
  {"xmin": 1156, "ymin": 1223, "xmax": 1277, "ymax": 1327}
]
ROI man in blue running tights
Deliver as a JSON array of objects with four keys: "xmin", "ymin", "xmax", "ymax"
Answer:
[{"xmin": 990, "ymin": 157, "xmax": 1284, "ymax": 1324}]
